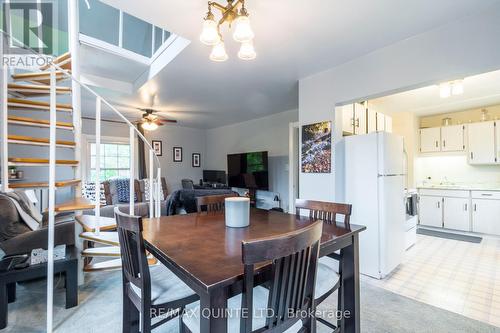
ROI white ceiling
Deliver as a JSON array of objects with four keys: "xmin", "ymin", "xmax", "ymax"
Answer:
[
  {"xmin": 370, "ymin": 69, "xmax": 500, "ymax": 116},
  {"xmin": 94, "ymin": 0, "xmax": 500, "ymax": 128}
]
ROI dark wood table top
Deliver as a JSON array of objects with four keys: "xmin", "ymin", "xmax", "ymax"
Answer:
[{"xmin": 142, "ymin": 208, "xmax": 365, "ymax": 292}]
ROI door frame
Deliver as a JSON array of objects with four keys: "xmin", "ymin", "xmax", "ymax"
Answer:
[{"xmin": 288, "ymin": 122, "xmax": 300, "ymax": 213}]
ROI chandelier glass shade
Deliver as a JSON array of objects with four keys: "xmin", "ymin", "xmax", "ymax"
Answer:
[
  {"xmin": 142, "ymin": 121, "xmax": 158, "ymax": 131},
  {"xmin": 201, "ymin": 0, "xmax": 255, "ymax": 61}
]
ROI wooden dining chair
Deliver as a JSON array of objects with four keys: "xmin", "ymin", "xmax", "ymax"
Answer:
[
  {"xmin": 114, "ymin": 208, "xmax": 199, "ymax": 333},
  {"xmin": 196, "ymin": 193, "xmax": 238, "ymax": 213},
  {"xmin": 181, "ymin": 220, "xmax": 323, "ymax": 333},
  {"xmin": 295, "ymin": 199, "xmax": 352, "ymax": 333}
]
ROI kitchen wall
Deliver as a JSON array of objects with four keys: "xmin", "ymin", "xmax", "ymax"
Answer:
[
  {"xmin": 205, "ymin": 109, "xmax": 298, "ymax": 212},
  {"xmin": 420, "ymin": 104, "xmax": 500, "ymax": 128},
  {"xmin": 298, "ymin": 3, "xmax": 500, "ymax": 202}
]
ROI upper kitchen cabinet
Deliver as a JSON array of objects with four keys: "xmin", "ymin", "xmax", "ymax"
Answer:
[
  {"xmin": 341, "ymin": 104, "xmax": 354, "ymax": 136},
  {"xmin": 420, "ymin": 127, "xmax": 441, "ymax": 153},
  {"xmin": 367, "ymin": 108, "xmax": 377, "ymax": 133},
  {"xmin": 354, "ymin": 103, "xmax": 367, "ymax": 135},
  {"xmin": 468, "ymin": 121, "xmax": 496, "ymax": 164},
  {"xmin": 385, "ymin": 115, "xmax": 393, "ymax": 133},
  {"xmin": 376, "ymin": 112, "xmax": 385, "ymax": 132},
  {"xmin": 441, "ymin": 125, "xmax": 465, "ymax": 152}
]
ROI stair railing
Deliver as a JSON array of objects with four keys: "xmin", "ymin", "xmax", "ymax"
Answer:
[{"xmin": 1, "ymin": 29, "xmax": 163, "ymax": 332}]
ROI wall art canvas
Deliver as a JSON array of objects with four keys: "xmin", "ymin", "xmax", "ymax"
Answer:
[{"xmin": 301, "ymin": 121, "xmax": 332, "ymax": 173}]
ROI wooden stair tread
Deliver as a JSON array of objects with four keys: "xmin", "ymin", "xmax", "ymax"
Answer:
[
  {"xmin": 81, "ymin": 246, "xmax": 120, "ymax": 258},
  {"xmin": 83, "ymin": 257, "xmax": 157, "ymax": 272},
  {"xmin": 76, "ymin": 215, "xmax": 117, "ymax": 232},
  {"xmin": 8, "ymin": 179, "xmax": 81, "ymax": 189},
  {"xmin": 40, "ymin": 52, "xmax": 71, "ymax": 71},
  {"xmin": 8, "ymin": 115, "xmax": 73, "ymax": 130},
  {"xmin": 53, "ymin": 197, "xmax": 94, "ymax": 213},
  {"xmin": 8, "ymin": 98, "xmax": 72, "ymax": 112},
  {"xmin": 11, "ymin": 70, "xmax": 68, "ymax": 84},
  {"xmin": 80, "ymin": 231, "xmax": 119, "ymax": 246},
  {"xmin": 8, "ymin": 134, "xmax": 76, "ymax": 147},
  {"xmin": 8, "ymin": 83, "xmax": 71, "ymax": 96},
  {"xmin": 8, "ymin": 157, "xmax": 79, "ymax": 166}
]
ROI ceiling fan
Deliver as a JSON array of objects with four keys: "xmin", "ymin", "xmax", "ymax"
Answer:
[{"xmin": 134, "ymin": 107, "xmax": 177, "ymax": 131}]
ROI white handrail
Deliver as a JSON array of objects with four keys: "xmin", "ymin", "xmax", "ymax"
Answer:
[
  {"xmin": 94, "ymin": 97, "xmax": 102, "ymax": 235},
  {"xmin": 1, "ymin": 65, "xmax": 8, "ymax": 192}
]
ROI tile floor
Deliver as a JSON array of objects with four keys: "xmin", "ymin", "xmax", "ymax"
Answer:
[{"xmin": 363, "ymin": 232, "xmax": 500, "ymax": 328}]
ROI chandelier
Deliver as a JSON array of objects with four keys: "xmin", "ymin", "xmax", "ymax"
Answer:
[{"xmin": 200, "ymin": 0, "xmax": 256, "ymax": 62}]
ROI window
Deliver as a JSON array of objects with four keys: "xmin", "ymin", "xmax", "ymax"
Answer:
[{"xmin": 89, "ymin": 142, "xmax": 131, "ymax": 181}]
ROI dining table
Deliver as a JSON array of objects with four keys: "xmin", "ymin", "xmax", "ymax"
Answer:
[{"xmin": 142, "ymin": 208, "xmax": 366, "ymax": 333}]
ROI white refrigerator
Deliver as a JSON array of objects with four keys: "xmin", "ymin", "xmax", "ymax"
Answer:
[{"xmin": 344, "ymin": 132, "xmax": 405, "ymax": 279}]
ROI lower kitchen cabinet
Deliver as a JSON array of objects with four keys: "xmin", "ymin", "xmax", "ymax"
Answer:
[
  {"xmin": 443, "ymin": 197, "xmax": 470, "ymax": 231},
  {"xmin": 419, "ymin": 196, "xmax": 443, "ymax": 227},
  {"xmin": 472, "ymin": 199, "xmax": 500, "ymax": 235}
]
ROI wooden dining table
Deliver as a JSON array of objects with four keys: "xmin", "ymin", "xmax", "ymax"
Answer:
[{"xmin": 142, "ymin": 208, "xmax": 365, "ymax": 333}]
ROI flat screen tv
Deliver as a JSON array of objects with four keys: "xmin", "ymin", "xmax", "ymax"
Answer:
[{"xmin": 227, "ymin": 151, "xmax": 268, "ymax": 190}]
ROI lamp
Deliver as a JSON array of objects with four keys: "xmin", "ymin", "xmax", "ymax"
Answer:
[
  {"xmin": 452, "ymin": 80, "xmax": 464, "ymax": 96},
  {"xmin": 238, "ymin": 40, "xmax": 256, "ymax": 60},
  {"xmin": 439, "ymin": 82, "xmax": 451, "ymax": 99},
  {"xmin": 142, "ymin": 121, "xmax": 158, "ymax": 131},
  {"xmin": 439, "ymin": 79, "xmax": 464, "ymax": 98},
  {"xmin": 210, "ymin": 40, "xmax": 228, "ymax": 62},
  {"xmin": 201, "ymin": 0, "xmax": 256, "ymax": 61}
]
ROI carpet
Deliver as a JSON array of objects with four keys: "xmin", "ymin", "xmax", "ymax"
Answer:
[
  {"xmin": 417, "ymin": 228, "xmax": 483, "ymax": 243},
  {"xmin": 3, "ymin": 270, "xmax": 499, "ymax": 333}
]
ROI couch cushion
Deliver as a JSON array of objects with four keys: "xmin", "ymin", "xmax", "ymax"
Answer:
[{"xmin": 0, "ymin": 195, "xmax": 31, "ymax": 242}]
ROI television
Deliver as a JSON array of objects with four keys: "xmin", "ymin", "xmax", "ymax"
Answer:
[
  {"xmin": 227, "ymin": 151, "xmax": 268, "ymax": 190},
  {"xmin": 203, "ymin": 170, "xmax": 227, "ymax": 184}
]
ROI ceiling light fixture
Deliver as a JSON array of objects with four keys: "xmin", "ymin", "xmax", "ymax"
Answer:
[
  {"xmin": 201, "ymin": 0, "xmax": 255, "ymax": 62},
  {"xmin": 439, "ymin": 79, "xmax": 464, "ymax": 98},
  {"xmin": 142, "ymin": 121, "xmax": 158, "ymax": 131}
]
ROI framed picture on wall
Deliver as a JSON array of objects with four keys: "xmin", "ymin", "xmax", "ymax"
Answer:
[
  {"xmin": 301, "ymin": 121, "xmax": 332, "ymax": 173},
  {"xmin": 192, "ymin": 153, "xmax": 201, "ymax": 167},
  {"xmin": 173, "ymin": 147, "xmax": 183, "ymax": 162},
  {"xmin": 152, "ymin": 140, "xmax": 162, "ymax": 156}
]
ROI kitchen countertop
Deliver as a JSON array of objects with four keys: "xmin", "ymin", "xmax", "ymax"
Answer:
[{"xmin": 417, "ymin": 184, "xmax": 500, "ymax": 191}]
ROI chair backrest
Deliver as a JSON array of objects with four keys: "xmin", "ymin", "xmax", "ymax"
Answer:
[
  {"xmin": 114, "ymin": 207, "xmax": 151, "ymax": 307},
  {"xmin": 181, "ymin": 179, "xmax": 194, "ymax": 190},
  {"xmin": 196, "ymin": 193, "xmax": 238, "ymax": 213},
  {"xmin": 241, "ymin": 220, "xmax": 323, "ymax": 333},
  {"xmin": 295, "ymin": 199, "xmax": 352, "ymax": 229}
]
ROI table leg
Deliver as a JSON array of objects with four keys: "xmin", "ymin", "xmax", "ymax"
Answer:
[
  {"xmin": 341, "ymin": 234, "xmax": 360, "ymax": 333},
  {"xmin": 65, "ymin": 262, "xmax": 78, "ymax": 308},
  {"xmin": 200, "ymin": 287, "xmax": 228, "ymax": 333},
  {"xmin": 7, "ymin": 283, "xmax": 15, "ymax": 303},
  {"xmin": 0, "ymin": 283, "xmax": 8, "ymax": 329}
]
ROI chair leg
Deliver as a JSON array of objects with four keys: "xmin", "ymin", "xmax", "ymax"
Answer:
[
  {"xmin": 123, "ymin": 296, "xmax": 139, "ymax": 333},
  {"xmin": 141, "ymin": 306, "xmax": 152, "ymax": 333}
]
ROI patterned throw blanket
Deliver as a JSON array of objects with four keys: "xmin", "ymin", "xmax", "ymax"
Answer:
[
  {"xmin": 0, "ymin": 190, "xmax": 42, "ymax": 234},
  {"xmin": 114, "ymin": 178, "xmax": 137, "ymax": 203}
]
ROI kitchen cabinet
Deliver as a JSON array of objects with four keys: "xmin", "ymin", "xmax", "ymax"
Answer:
[
  {"xmin": 385, "ymin": 115, "xmax": 393, "ymax": 133},
  {"xmin": 419, "ymin": 195, "xmax": 443, "ymax": 227},
  {"xmin": 341, "ymin": 104, "xmax": 354, "ymax": 135},
  {"xmin": 354, "ymin": 103, "xmax": 367, "ymax": 135},
  {"xmin": 468, "ymin": 121, "xmax": 496, "ymax": 164},
  {"xmin": 441, "ymin": 125, "xmax": 465, "ymax": 152},
  {"xmin": 420, "ymin": 127, "xmax": 441, "ymax": 153},
  {"xmin": 367, "ymin": 107, "xmax": 377, "ymax": 133},
  {"xmin": 497, "ymin": 121, "xmax": 500, "ymax": 163},
  {"xmin": 376, "ymin": 113, "xmax": 385, "ymax": 131},
  {"xmin": 443, "ymin": 197, "xmax": 470, "ymax": 231},
  {"xmin": 472, "ymin": 199, "xmax": 500, "ymax": 235}
]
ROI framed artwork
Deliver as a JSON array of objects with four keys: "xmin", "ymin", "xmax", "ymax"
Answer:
[
  {"xmin": 192, "ymin": 153, "xmax": 201, "ymax": 167},
  {"xmin": 173, "ymin": 147, "xmax": 183, "ymax": 162},
  {"xmin": 301, "ymin": 121, "xmax": 332, "ymax": 173},
  {"xmin": 152, "ymin": 140, "xmax": 162, "ymax": 156}
]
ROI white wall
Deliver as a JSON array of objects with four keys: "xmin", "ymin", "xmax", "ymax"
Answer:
[
  {"xmin": 298, "ymin": 4, "xmax": 500, "ymax": 202},
  {"xmin": 206, "ymin": 109, "xmax": 298, "ymax": 211},
  {"xmin": 145, "ymin": 125, "xmax": 207, "ymax": 193}
]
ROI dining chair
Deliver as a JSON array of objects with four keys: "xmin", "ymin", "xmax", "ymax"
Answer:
[
  {"xmin": 295, "ymin": 199, "xmax": 352, "ymax": 333},
  {"xmin": 195, "ymin": 193, "xmax": 238, "ymax": 213},
  {"xmin": 181, "ymin": 220, "xmax": 324, "ymax": 333},
  {"xmin": 182, "ymin": 179, "xmax": 195, "ymax": 190},
  {"xmin": 114, "ymin": 208, "xmax": 199, "ymax": 333}
]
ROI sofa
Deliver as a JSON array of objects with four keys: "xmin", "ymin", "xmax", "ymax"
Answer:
[{"xmin": 82, "ymin": 177, "xmax": 168, "ymax": 218}]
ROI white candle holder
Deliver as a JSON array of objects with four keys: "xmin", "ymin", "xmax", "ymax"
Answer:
[{"xmin": 225, "ymin": 197, "xmax": 250, "ymax": 228}]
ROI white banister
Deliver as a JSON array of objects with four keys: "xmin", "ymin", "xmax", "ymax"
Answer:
[
  {"xmin": 149, "ymin": 149, "xmax": 154, "ymax": 218},
  {"xmin": 156, "ymin": 167, "xmax": 161, "ymax": 217},
  {"xmin": 1, "ymin": 65, "xmax": 8, "ymax": 193},
  {"xmin": 46, "ymin": 67, "xmax": 57, "ymax": 333},
  {"xmin": 129, "ymin": 127, "xmax": 135, "ymax": 215},
  {"xmin": 94, "ymin": 97, "xmax": 101, "ymax": 234}
]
